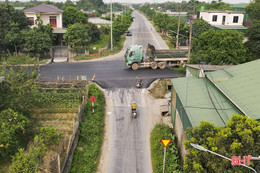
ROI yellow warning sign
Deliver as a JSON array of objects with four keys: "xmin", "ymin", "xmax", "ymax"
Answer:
[{"xmin": 161, "ymin": 139, "xmax": 171, "ymax": 147}]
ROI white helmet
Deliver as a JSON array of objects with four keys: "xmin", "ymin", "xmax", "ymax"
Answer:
[{"xmin": 133, "ymin": 101, "xmax": 136, "ymax": 104}]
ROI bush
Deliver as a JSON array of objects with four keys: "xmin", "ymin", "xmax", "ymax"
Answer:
[
  {"xmin": 5, "ymin": 55, "xmax": 37, "ymax": 65},
  {"xmin": 70, "ymin": 84, "xmax": 105, "ymax": 173},
  {"xmin": 39, "ymin": 126, "xmax": 62, "ymax": 148},
  {"xmin": 0, "ymin": 109, "xmax": 30, "ymax": 157},
  {"xmin": 151, "ymin": 124, "xmax": 182, "ymax": 173},
  {"xmin": 9, "ymin": 127, "xmax": 61, "ymax": 173}
]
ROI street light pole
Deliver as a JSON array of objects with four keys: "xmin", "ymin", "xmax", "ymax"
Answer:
[
  {"xmin": 110, "ymin": 0, "xmax": 113, "ymax": 50},
  {"xmin": 190, "ymin": 143, "xmax": 257, "ymax": 173},
  {"xmin": 176, "ymin": 5, "xmax": 181, "ymax": 49},
  {"xmin": 187, "ymin": 15, "xmax": 192, "ymax": 63}
]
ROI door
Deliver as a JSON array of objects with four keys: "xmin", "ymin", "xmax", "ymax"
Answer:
[
  {"xmin": 49, "ymin": 16, "xmax": 57, "ymax": 28},
  {"xmin": 222, "ymin": 16, "xmax": 226, "ymax": 25}
]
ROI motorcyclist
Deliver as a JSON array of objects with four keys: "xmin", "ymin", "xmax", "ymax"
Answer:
[{"xmin": 132, "ymin": 101, "xmax": 136, "ymax": 111}]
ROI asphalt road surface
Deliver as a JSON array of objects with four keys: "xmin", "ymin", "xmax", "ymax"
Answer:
[{"xmin": 40, "ymin": 11, "xmax": 180, "ymax": 88}]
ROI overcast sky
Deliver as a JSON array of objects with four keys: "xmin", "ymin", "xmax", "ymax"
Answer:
[{"xmin": 4, "ymin": 0, "xmax": 251, "ymax": 4}]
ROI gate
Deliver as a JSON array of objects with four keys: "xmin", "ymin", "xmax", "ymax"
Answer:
[{"xmin": 53, "ymin": 46, "xmax": 68, "ymax": 57}]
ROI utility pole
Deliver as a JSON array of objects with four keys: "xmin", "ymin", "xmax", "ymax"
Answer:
[
  {"xmin": 176, "ymin": 5, "xmax": 181, "ymax": 49},
  {"xmin": 110, "ymin": 0, "xmax": 113, "ymax": 50},
  {"xmin": 187, "ymin": 5, "xmax": 194, "ymax": 63}
]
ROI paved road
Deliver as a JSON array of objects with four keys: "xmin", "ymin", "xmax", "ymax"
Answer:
[
  {"xmin": 40, "ymin": 11, "xmax": 179, "ymax": 88},
  {"xmin": 40, "ymin": 11, "xmax": 178, "ymax": 173}
]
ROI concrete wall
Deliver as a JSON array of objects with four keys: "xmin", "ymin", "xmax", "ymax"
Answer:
[
  {"xmin": 25, "ymin": 13, "xmax": 63, "ymax": 28},
  {"xmin": 174, "ymin": 109, "xmax": 188, "ymax": 161},
  {"xmin": 200, "ymin": 11, "xmax": 244, "ymax": 26},
  {"xmin": 171, "ymin": 87, "xmax": 188, "ymax": 161}
]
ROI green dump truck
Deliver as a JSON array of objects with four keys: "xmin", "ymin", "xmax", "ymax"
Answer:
[{"xmin": 125, "ymin": 44, "xmax": 188, "ymax": 70}]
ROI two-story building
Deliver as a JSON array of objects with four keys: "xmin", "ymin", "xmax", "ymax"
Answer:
[
  {"xmin": 24, "ymin": 4, "xmax": 63, "ymax": 29},
  {"xmin": 200, "ymin": 10, "xmax": 247, "ymax": 32}
]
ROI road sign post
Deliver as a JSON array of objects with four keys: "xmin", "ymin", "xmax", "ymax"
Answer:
[
  {"xmin": 90, "ymin": 96, "xmax": 96, "ymax": 114},
  {"xmin": 161, "ymin": 139, "xmax": 171, "ymax": 173}
]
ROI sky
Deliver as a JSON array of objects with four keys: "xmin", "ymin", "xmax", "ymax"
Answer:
[{"xmin": 3, "ymin": 0, "xmax": 251, "ymax": 4}]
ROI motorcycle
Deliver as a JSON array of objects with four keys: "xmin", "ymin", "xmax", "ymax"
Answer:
[
  {"xmin": 136, "ymin": 75, "xmax": 142, "ymax": 88},
  {"xmin": 132, "ymin": 109, "xmax": 137, "ymax": 118}
]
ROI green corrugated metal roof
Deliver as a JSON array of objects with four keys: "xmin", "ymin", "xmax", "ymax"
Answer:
[
  {"xmin": 230, "ymin": 4, "xmax": 249, "ymax": 8},
  {"xmin": 171, "ymin": 77, "xmax": 241, "ymax": 128},
  {"xmin": 206, "ymin": 59, "xmax": 260, "ymax": 121}
]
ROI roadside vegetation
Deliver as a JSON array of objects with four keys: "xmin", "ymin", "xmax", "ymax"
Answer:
[
  {"xmin": 149, "ymin": 79, "xmax": 172, "ymax": 99},
  {"xmin": 151, "ymin": 124, "xmax": 182, "ymax": 173},
  {"xmin": 184, "ymin": 115, "xmax": 260, "ymax": 172},
  {"xmin": 0, "ymin": 66, "xmax": 86, "ymax": 172},
  {"xmin": 70, "ymin": 84, "xmax": 105, "ymax": 173},
  {"xmin": 74, "ymin": 37, "xmax": 126, "ymax": 61}
]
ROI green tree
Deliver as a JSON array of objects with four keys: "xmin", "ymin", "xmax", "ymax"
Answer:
[
  {"xmin": 192, "ymin": 19, "xmax": 211, "ymax": 39},
  {"xmin": 0, "ymin": 67, "xmax": 40, "ymax": 115},
  {"xmin": 245, "ymin": 20, "xmax": 260, "ymax": 60},
  {"xmin": 88, "ymin": 23, "xmax": 100, "ymax": 42},
  {"xmin": 191, "ymin": 30, "xmax": 249, "ymax": 65},
  {"xmin": 184, "ymin": 115, "xmax": 260, "ymax": 172},
  {"xmin": 4, "ymin": 23, "xmax": 23, "ymax": 55},
  {"xmin": 64, "ymin": 23, "xmax": 91, "ymax": 53},
  {"xmin": 245, "ymin": 0, "xmax": 260, "ymax": 20},
  {"xmin": 0, "ymin": 3, "xmax": 30, "ymax": 52},
  {"xmin": 0, "ymin": 109, "xmax": 29, "ymax": 157},
  {"xmin": 63, "ymin": 6, "xmax": 88, "ymax": 27},
  {"xmin": 22, "ymin": 29, "xmax": 52, "ymax": 55}
]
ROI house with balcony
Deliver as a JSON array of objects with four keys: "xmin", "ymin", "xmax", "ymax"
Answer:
[{"xmin": 199, "ymin": 10, "xmax": 247, "ymax": 32}]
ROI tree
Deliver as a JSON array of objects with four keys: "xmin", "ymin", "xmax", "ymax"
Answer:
[
  {"xmin": 191, "ymin": 30, "xmax": 249, "ymax": 65},
  {"xmin": 22, "ymin": 29, "xmax": 52, "ymax": 55},
  {"xmin": 245, "ymin": 0, "xmax": 260, "ymax": 20},
  {"xmin": 0, "ymin": 109, "xmax": 29, "ymax": 157},
  {"xmin": 0, "ymin": 67, "xmax": 41, "ymax": 115},
  {"xmin": 0, "ymin": 3, "xmax": 30, "ymax": 52},
  {"xmin": 183, "ymin": 115, "xmax": 260, "ymax": 173},
  {"xmin": 245, "ymin": 20, "xmax": 260, "ymax": 60},
  {"xmin": 63, "ymin": 6, "xmax": 88, "ymax": 27},
  {"xmin": 64, "ymin": 23, "xmax": 91, "ymax": 53},
  {"xmin": 192, "ymin": 19, "xmax": 211, "ymax": 39},
  {"xmin": 87, "ymin": 23, "xmax": 100, "ymax": 42},
  {"xmin": 4, "ymin": 23, "xmax": 23, "ymax": 55}
]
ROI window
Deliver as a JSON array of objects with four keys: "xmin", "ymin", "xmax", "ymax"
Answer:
[
  {"xmin": 49, "ymin": 16, "xmax": 57, "ymax": 27},
  {"xmin": 27, "ymin": 17, "xmax": 34, "ymax": 25},
  {"xmin": 212, "ymin": 15, "xmax": 218, "ymax": 22},
  {"xmin": 233, "ymin": 16, "xmax": 239, "ymax": 23}
]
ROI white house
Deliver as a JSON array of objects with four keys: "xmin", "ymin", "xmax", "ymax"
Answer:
[
  {"xmin": 200, "ymin": 10, "xmax": 244, "ymax": 26},
  {"xmin": 24, "ymin": 4, "xmax": 63, "ymax": 29}
]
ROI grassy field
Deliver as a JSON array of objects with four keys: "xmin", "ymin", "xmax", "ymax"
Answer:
[
  {"xmin": 74, "ymin": 37, "xmax": 126, "ymax": 61},
  {"xmin": 89, "ymin": 35, "xmax": 110, "ymax": 54}
]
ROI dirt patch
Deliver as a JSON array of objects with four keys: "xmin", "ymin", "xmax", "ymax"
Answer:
[{"xmin": 148, "ymin": 79, "xmax": 171, "ymax": 99}]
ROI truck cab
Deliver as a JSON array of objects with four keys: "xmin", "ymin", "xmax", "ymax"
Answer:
[{"xmin": 125, "ymin": 45, "xmax": 143, "ymax": 67}]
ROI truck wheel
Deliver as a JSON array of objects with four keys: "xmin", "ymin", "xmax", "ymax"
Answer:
[
  {"xmin": 158, "ymin": 62, "xmax": 166, "ymax": 69},
  {"xmin": 131, "ymin": 63, "xmax": 139, "ymax": 70},
  {"xmin": 151, "ymin": 62, "xmax": 158, "ymax": 70}
]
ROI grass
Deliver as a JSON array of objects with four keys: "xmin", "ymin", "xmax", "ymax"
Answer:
[
  {"xmin": 74, "ymin": 37, "xmax": 126, "ymax": 61},
  {"xmin": 89, "ymin": 35, "xmax": 109, "ymax": 54},
  {"xmin": 151, "ymin": 124, "xmax": 182, "ymax": 173},
  {"xmin": 149, "ymin": 79, "xmax": 172, "ymax": 99},
  {"xmin": 70, "ymin": 84, "xmax": 105, "ymax": 173},
  {"xmin": 0, "ymin": 55, "xmax": 48, "ymax": 65}
]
